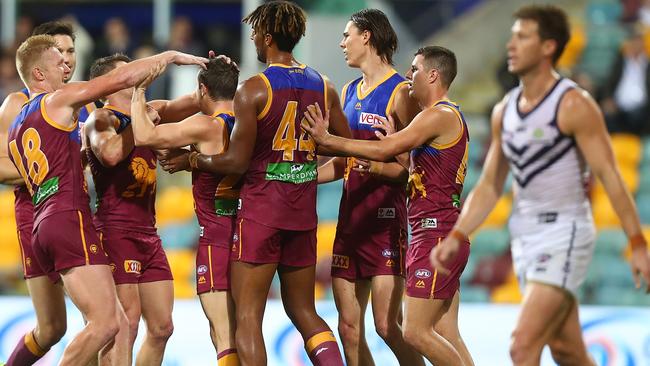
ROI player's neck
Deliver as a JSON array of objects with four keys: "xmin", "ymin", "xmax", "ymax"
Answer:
[
  {"xmin": 28, "ymin": 80, "xmax": 54, "ymax": 95},
  {"xmin": 359, "ymin": 56, "xmax": 393, "ymax": 89},
  {"xmin": 105, "ymin": 94, "xmax": 132, "ymax": 114},
  {"xmin": 422, "ymin": 88, "xmax": 448, "ymax": 109},
  {"xmin": 204, "ymin": 99, "xmax": 233, "ymax": 115},
  {"xmin": 519, "ymin": 65, "xmax": 560, "ymax": 102},
  {"xmin": 265, "ymin": 49, "xmax": 299, "ymax": 67}
]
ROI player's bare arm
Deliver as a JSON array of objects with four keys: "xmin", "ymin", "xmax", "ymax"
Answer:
[
  {"xmin": 149, "ymin": 93, "xmax": 201, "ymax": 123},
  {"xmin": 431, "ymin": 98, "xmax": 510, "ymax": 274},
  {"xmin": 191, "ymin": 76, "xmax": 262, "ymax": 175},
  {"xmin": 303, "ymin": 102, "xmax": 456, "ymax": 162},
  {"xmin": 132, "ymin": 89, "xmax": 223, "ymax": 150},
  {"xmin": 45, "ymin": 51, "xmax": 208, "ymax": 129},
  {"xmin": 559, "ymin": 88, "xmax": 650, "ymax": 291},
  {"xmin": 316, "ymin": 81, "xmax": 352, "ymax": 184},
  {"xmin": 0, "ymin": 92, "xmax": 27, "ymax": 184},
  {"xmin": 85, "ymin": 108, "xmax": 135, "ymax": 167},
  {"xmin": 390, "ymin": 83, "xmax": 420, "ymax": 169}
]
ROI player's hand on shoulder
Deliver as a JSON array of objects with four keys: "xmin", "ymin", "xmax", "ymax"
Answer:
[
  {"xmin": 430, "ymin": 236, "xmax": 461, "ymax": 275},
  {"xmin": 303, "ymin": 103, "xmax": 331, "ymax": 145}
]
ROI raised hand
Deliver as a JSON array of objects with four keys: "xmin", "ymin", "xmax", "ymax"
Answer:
[
  {"xmin": 136, "ymin": 62, "xmax": 166, "ymax": 90},
  {"xmin": 372, "ymin": 114, "xmax": 396, "ymax": 140},
  {"xmin": 302, "ymin": 103, "xmax": 331, "ymax": 145},
  {"xmin": 629, "ymin": 240, "xmax": 650, "ymax": 293},
  {"xmin": 171, "ymin": 51, "xmax": 209, "ymax": 69}
]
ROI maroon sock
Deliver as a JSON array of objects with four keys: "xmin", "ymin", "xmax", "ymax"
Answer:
[
  {"xmin": 304, "ymin": 328, "xmax": 344, "ymax": 366},
  {"xmin": 6, "ymin": 331, "xmax": 47, "ymax": 366}
]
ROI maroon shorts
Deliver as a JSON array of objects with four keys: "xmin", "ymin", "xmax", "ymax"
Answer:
[
  {"xmin": 405, "ymin": 237, "xmax": 470, "ymax": 299},
  {"xmin": 31, "ymin": 210, "xmax": 109, "ymax": 274},
  {"xmin": 98, "ymin": 228, "xmax": 173, "ymax": 285},
  {"xmin": 231, "ymin": 218, "xmax": 317, "ymax": 267},
  {"xmin": 331, "ymin": 228, "xmax": 406, "ymax": 280},
  {"xmin": 196, "ymin": 238, "xmax": 230, "ymax": 294},
  {"xmin": 17, "ymin": 225, "xmax": 60, "ymax": 282}
]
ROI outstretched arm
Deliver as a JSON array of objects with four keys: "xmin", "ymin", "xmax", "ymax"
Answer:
[
  {"xmin": 561, "ymin": 89, "xmax": 650, "ymax": 291},
  {"xmin": 430, "ymin": 99, "xmax": 510, "ymax": 274},
  {"xmin": 149, "ymin": 93, "xmax": 201, "ymax": 124},
  {"xmin": 85, "ymin": 109, "xmax": 134, "ymax": 167},
  {"xmin": 46, "ymin": 51, "xmax": 208, "ymax": 128},
  {"xmin": 190, "ymin": 76, "xmax": 262, "ymax": 175}
]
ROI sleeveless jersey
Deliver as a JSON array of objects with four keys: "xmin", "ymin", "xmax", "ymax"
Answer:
[
  {"xmin": 13, "ymin": 89, "xmax": 96, "ymax": 228},
  {"xmin": 408, "ymin": 101, "xmax": 469, "ymax": 239},
  {"xmin": 87, "ymin": 106, "xmax": 157, "ymax": 233},
  {"xmin": 7, "ymin": 93, "xmax": 90, "ymax": 227},
  {"xmin": 501, "ymin": 78, "xmax": 591, "ymax": 224},
  {"xmin": 192, "ymin": 111, "xmax": 241, "ymax": 243},
  {"xmin": 337, "ymin": 70, "xmax": 408, "ymax": 234},
  {"xmin": 238, "ymin": 64, "xmax": 325, "ymax": 230}
]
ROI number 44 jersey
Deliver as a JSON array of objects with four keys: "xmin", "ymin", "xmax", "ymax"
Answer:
[
  {"xmin": 8, "ymin": 93, "xmax": 91, "ymax": 227},
  {"xmin": 238, "ymin": 64, "xmax": 325, "ymax": 231}
]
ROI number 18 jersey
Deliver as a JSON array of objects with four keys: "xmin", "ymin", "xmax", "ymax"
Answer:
[
  {"xmin": 7, "ymin": 93, "xmax": 90, "ymax": 227},
  {"xmin": 238, "ymin": 64, "xmax": 325, "ymax": 231}
]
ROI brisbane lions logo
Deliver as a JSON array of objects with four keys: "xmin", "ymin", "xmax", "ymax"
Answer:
[{"xmin": 122, "ymin": 157, "xmax": 157, "ymax": 198}]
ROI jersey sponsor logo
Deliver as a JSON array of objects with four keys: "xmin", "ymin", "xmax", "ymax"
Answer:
[
  {"xmin": 377, "ymin": 208, "xmax": 395, "ymax": 219},
  {"xmin": 415, "ymin": 268, "xmax": 432, "ymax": 279},
  {"xmin": 421, "ymin": 218, "xmax": 438, "ymax": 229},
  {"xmin": 124, "ymin": 260, "xmax": 142, "ymax": 274},
  {"xmin": 452, "ymin": 194, "xmax": 461, "ymax": 208},
  {"xmin": 215, "ymin": 199, "xmax": 238, "ymax": 216},
  {"xmin": 33, "ymin": 176, "xmax": 59, "ymax": 206},
  {"xmin": 331, "ymin": 255, "xmax": 349, "ymax": 269},
  {"xmin": 232, "ymin": 234, "xmax": 239, "ymax": 243},
  {"xmin": 265, "ymin": 162, "xmax": 317, "ymax": 184},
  {"xmin": 382, "ymin": 249, "xmax": 399, "ymax": 258},
  {"xmin": 199, "ymin": 226, "xmax": 204, "ymax": 237},
  {"xmin": 198, "ymin": 276, "xmax": 206, "ymax": 284},
  {"xmin": 415, "ymin": 280, "xmax": 426, "ymax": 288},
  {"xmin": 359, "ymin": 112, "xmax": 384, "ymax": 126},
  {"xmin": 536, "ymin": 253, "xmax": 552, "ymax": 263},
  {"xmin": 197, "ymin": 265, "xmax": 208, "ymax": 275},
  {"xmin": 238, "ymin": 198, "xmax": 242, "ymax": 210}
]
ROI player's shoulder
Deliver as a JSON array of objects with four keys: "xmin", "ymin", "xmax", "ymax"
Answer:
[
  {"xmin": 3, "ymin": 91, "xmax": 29, "ymax": 107},
  {"xmin": 85, "ymin": 108, "xmax": 117, "ymax": 132}
]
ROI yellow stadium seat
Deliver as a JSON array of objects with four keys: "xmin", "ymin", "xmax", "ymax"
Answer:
[
  {"xmin": 592, "ymin": 195, "xmax": 620, "ymax": 228},
  {"xmin": 610, "ymin": 133, "xmax": 641, "ymax": 168},
  {"xmin": 490, "ymin": 270, "xmax": 523, "ymax": 304},
  {"xmin": 0, "ymin": 188, "xmax": 16, "ymax": 221},
  {"xmin": 480, "ymin": 195, "xmax": 512, "ymax": 229},
  {"xmin": 166, "ymin": 248, "xmax": 195, "ymax": 299},
  {"xmin": 155, "ymin": 187, "xmax": 195, "ymax": 226},
  {"xmin": 557, "ymin": 24, "xmax": 586, "ymax": 70},
  {"xmin": 317, "ymin": 221, "xmax": 337, "ymax": 259},
  {"xmin": 0, "ymin": 219, "xmax": 21, "ymax": 269}
]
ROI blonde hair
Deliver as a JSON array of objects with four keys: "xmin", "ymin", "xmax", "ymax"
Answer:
[{"xmin": 15, "ymin": 34, "xmax": 58, "ymax": 84}]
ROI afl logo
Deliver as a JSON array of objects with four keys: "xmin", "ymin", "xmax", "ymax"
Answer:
[
  {"xmin": 415, "ymin": 269, "xmax": 432, "ymax": 279},
  {"xmin": 382, "ymin": 249, "xmax": 398, "ymax": 258},
  {"xmin": 197, "ymin": 265, "xmax": 208, "ymax": 275}
]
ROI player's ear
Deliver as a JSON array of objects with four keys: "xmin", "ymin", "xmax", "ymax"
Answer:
[
  {"xmin": 428, "ymin": 68, "xmax": 438, "ymax": 85},
  {"xmin": 264, "ymin": 33, "xmax": 272, "ymax": 46},
  {"xmin": 541, "ymin": 39, "xmax": 557, "ymax": 60},
  {"xmin": 32, "ymin": 66, "xmax": 45, "ymax": 82},
  {"xmin": 362, "ymin": 30, "xmax": 371, "ymax": 45}
]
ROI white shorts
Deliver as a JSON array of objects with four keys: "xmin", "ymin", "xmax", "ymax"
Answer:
[{"xmin": 510, "ymin": 214, "xmax": 596, "ymax": 296}]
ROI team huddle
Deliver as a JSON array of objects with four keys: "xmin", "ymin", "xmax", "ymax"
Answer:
[{"xmin": 0, "ymin": 1, "xmax": 649, "ymax": 366}]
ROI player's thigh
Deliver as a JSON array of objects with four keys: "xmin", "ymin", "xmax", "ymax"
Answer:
[
  {"xmin": 61, "ymin": 264, "xmax": 118, "ymax": 319},
  {"xmin": 115, "ymin": 283, "xmax": 142, "ymax": 323},
  {"xmin": 332, "ymin": 277, "xmax": 371, "ymax": 325},
  {"xmin": 230, "ymin": 261, "xmax": 277, "ymax": 319},
  {"xmin": 433, "ymin": 291, "xmax": 461, "ymax": 339},
  {"xmin": 278, "ymin": 264, "xmax": 319, "ymax": 311},
  {"xmin": 26, "ymin": 275, "xmax": 67, "ymax": 325},
  {"xmin": 370, "ymin": 275, "xmax": 404, "ymax": 322},
  {"xmin": 513, "ymin": 281, "xmax": 573, "ymax": 345},
  {"xmin": 138, "ymin": 280, "xmax": 174, "ymax": 325},
  {"xmin": 403, "ymin": 295, "xmax": 449, "ymax": 333}
]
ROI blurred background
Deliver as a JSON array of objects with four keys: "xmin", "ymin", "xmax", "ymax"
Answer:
[{"xmin": 1, "ymin": 0, "xmax": 650, "ymax": 363}]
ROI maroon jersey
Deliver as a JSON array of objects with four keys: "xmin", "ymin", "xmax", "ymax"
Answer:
[
  {"xmin": 7, "ymin": 93, "xmax": 90, "ymax": 227},
  {"xmin": 238, "ymin": 64, "xmax": 325, "ymax": 230},
  {"xmin": 408, "ymin": 100, "xmax": 469, "ymax": 239},
  {"xmin": 193, "ymin": 111, "xmax": 240, "ymax": 243},
  {"xmin": 337, "ymin": 72, "xmax": 409, "ymax": 234},
  {"xmin": 87, "ymin": 106, "xmax": 157, "ymax": 233}
]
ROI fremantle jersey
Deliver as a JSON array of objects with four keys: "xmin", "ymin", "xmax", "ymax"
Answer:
[
  {"xmin": 7, "ymin": 93, "xmax": 90, "ymax": 227},
  {"xmin": 238, "ymin": 63, "xmax": 325, "ymax": 230},
  {"xmin": 192, "ymin": 111, "xmax": 241, "ymax": 243},
  {"xmin": 501, "ymin": 78, "xmax": 592, "ymax": 225},
  {"xmin": 337, "ymin": 70, "xmax": 408, "ymax": 234},
  {"xmin": 408, "ymin": 101, "xmax": 469, "ymax": 240},
  {"xmin": 13, "ymin": 88, "xmax": 96, "ymax": 228},
  {"xmin": 87, "ymin": 106, "xmax": 157, "ymax": 233}
]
